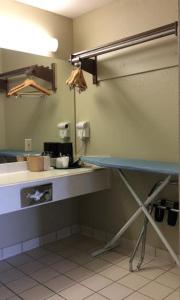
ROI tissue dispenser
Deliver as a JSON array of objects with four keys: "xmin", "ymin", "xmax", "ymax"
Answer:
[{"xmin": 44, "ymin": 142, "xmax": 73, "ymax": 166}]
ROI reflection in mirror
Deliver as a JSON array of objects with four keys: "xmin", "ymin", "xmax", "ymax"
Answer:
[{"xmin": 0, "ymin": 49, "xmax": 74, "ymax": 163}]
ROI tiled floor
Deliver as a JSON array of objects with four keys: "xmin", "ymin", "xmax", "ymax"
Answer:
[{"xmin": 0, "ymin": 235, "xmax": 179, "ymax": 300}]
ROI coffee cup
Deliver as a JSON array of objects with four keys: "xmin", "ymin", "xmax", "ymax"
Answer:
[
  {"xmin": 27, "ymin": 155, "xmax": 44, "ymax": 172},
  {"xmin": 56, "ymin": 156, "xmax": 69, "ymax": 169}
]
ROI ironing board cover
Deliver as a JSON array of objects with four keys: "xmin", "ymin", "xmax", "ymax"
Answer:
[{"xmin": 81, "ymin": 156, "xmax": 179, "ymax": 175}]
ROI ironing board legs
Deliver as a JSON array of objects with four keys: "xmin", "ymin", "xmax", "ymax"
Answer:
[
  {"xmin": 92, "ymin": 171, "xmax": 180, "ymax": 267},
  {"xmin": 129, "ymin": 206, "xmax": 151, "ymax": 272},
  {"xmin": 118, "ymin": 170, "xmax": 180, "ymax": 267},
  {"xmin": 92, "ymin": 172, "xmax": 171, "ymax": 256}
]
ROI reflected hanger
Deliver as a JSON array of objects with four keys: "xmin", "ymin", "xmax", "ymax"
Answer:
[{"xmin": 7, "ymin": 79, "xmax": 51, "ymax": 96}]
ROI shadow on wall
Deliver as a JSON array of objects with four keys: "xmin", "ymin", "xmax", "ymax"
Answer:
[
  {"xmin": 0, "ymin": 198, "xmax": 79, "ymax": 249},
  {"xmin": 79, "ymin": 170, "xmax": 179, "ymax": 252},
  {"xmin": 98, "ymin": 38, "xmax": 177, "ymax": 81}
]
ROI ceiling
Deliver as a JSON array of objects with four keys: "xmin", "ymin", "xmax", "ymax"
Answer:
[{"xmin": 15, "ymin": 0, "xmax": 113, "ymax": 18}]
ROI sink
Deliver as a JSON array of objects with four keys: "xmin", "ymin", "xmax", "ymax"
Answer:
[{"xmin": 0, "ymin": 161, "xmax": 28, "ymax": 174}]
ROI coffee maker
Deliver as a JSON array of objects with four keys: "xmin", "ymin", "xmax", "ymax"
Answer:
[{"xmin": 43, "ymin": 142, "xmax": 73, "ymax": 166}]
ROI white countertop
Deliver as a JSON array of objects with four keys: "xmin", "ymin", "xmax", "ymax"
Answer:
[
  {"xmin": 0, "ymin": 164, "xmax": 110, "ymax": 215},
  {"xmin": 0, "ymin": 166, "xmax": 101, "ymax": 187}
]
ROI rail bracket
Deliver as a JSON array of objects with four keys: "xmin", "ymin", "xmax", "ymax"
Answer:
[
  {"xmin": 0, "ymin": 79, "xmax": 8, "ymax": 93},
  {"xmin": 80, "ymin": 57, "xmax": 97, "ymax": 84}
]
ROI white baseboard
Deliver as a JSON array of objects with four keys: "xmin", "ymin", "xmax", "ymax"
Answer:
[
  {"xmin": 0, "ymin": 224, "xmax": 80, "ymax": 261},
  {"xmin": 1, "ymin": 223, "xmax": 178, "ymax": 262},
  {"xmin": 80, "ymin": 225, "xmax": 179, "ymax": 261}
]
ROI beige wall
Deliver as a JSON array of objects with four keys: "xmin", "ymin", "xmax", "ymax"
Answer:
[
  {"xmin": 74, "ymin": 0, "xmax": 178, "ymax": 162},
  {"xmin": 73, "ymin": 0, "xmax": 177, "ymax": 51},
  {"xmin": 74, "ymin": 0, "xmax": 179, "ymax": 251},
  {"xmin": 0, "ymin": 50, "xmax": 6, "ymax": 148},
  {"xmin": 0, "ymin": 0, "xmax": 73, "ymax": 60}
]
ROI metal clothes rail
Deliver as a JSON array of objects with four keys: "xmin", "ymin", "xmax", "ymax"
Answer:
[{"xmin": 69, "ymin": 22, "xmax": 178, "ymax": 84}]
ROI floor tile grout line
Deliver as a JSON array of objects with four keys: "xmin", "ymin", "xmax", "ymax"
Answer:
[
  {"xmin": 133, "ymin": 290, "xmax": 155, "ymax": 300},
  {"xmin": 5, "ymin": 259, "xmax": 68, "ymax": 297},
  {"xmin": 136, "ymin": 281, "xmax": 175, "ymax": 300},
  {"xmin": 40, "ymin": 263, "xmax": 179, "ymax": 300},
  {"xmin": 101, "ymin": 269, "xmax": 168, "ymax": 299},
  {"xmin": 32, "ymin": 244, "xmax": 132, "ymax": 285},
  {"xmin": 154, "ymin": 272, "xmax": 180, "ymax": 290},
  {"xmin": 0, "ymin": 280, "xmax": 24, "ymax": 300},
  {"xmin": 45, "ymin": 292, "xmax": 67, "ymax": 300},
  {"xmin": 18, "ymin": 247, "xmax": 180, "ymax": 298},
  {"xmin": 72, "ymin": 256, "xmax": 178, "ymax": 294},
  {"xmin": 113, "ymin": 273, "xmax": 156, "ymax": 292},
  {"xmin": 5, "ymin": 249, "xmax": 115, "ymax": 297},
  {"xmin": 58, "ymin": 275, "xmax": 114, "ymax": 296},
  {"xmin": 134, "ymin": 267, "xmax": 168, "ymax": 281},
  {"xmin": 5, "ymin": 251, "xmax": 108, "ymax": 296},
  {"xmin": 1, "ymin": 260, "xmax": 175, "ymax": 299},
  {"xmin": 83, "ymin": 291, "xmax": 110, "ymax": 300},
  {"xmin": 142, "ymin": 259, "xmax": 177, "ymax": 272},
  {"xmin": 0, "ymin": 236, "xmax": 178, "ymax": 299},
  {"xmin": 43, "ymin": 254, "xmax": 120, "ymax": 298},
  {"xmin": 98, "ymin": 269, "xmax": 131, "ymax": 282},
  {"xmin": 42, "ymin": 240, "xmax": 175, "ymax": 279},
  {"xmin": 161, "ymin": 287, "xmax": 180, "ymax": 300},
  {"xmin": 6, "ymin": 248, "xmax": 176, "ymax": 298},
  {"xmin": 5, "ymin": 250, "xmax": 54, "ymax": 270},
  {"xmin": 81, "ymin": 279, "xmax": 114, "ymax": 293},
  {"xmin": 122, "ymin": 290, "xmax": 153, "ymax": 300},
  {"xmin": 136, "ymin": 273, "xmax": 176, "ymax": 296},
  {"xmin": 52, "ymin": 247, "xmax": 179, "ymax": 299}
]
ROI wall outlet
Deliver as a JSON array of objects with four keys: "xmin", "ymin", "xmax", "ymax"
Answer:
[{"xmin": 25, "ymin": 139, "xmax": 32, "ymax": 152}]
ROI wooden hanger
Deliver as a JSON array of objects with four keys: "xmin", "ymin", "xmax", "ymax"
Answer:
[
  {"xmin": 7, "ymin": 79, "xmax": 51, "ymax": 96},
  {"xmin": 66, "ymin": 67, "xmax": 87, "ymax": 92}
]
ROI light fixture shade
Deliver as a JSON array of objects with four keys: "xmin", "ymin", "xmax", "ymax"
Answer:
[{"xmin": 0, "ymin": 16, "xmax": 58, "ymax": 55}]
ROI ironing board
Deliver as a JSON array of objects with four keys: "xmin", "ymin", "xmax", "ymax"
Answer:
[{"xmin": 81, "ymin": 156, "xmax": 180, "ymax": 268}]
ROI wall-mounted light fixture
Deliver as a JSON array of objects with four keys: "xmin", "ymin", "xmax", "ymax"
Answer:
[{"xmin": 0, "ymin": 16, "xmax": 58, "ymax": 56}]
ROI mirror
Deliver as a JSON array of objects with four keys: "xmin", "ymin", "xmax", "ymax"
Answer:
[{"xmin": 0, "ymin": 49, "xmax": 74, "ymax": 163}]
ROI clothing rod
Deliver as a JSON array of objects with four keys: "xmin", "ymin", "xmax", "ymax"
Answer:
[
  {"xmin": 99, "ymin": 64, "xmax": 178, "ymax": 83},
  {"xmin": 14, "ymin": 92, "xmax": 46, "ymax": 98},
  {"xmin": 73, "ymin": 23, "xmax": 177, "ymax": 56},
  {"xmin": 70, "ymin": 22, "xmax": 177, "ymax": 63}
]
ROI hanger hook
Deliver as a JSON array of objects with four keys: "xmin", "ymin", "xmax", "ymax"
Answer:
[{"xmin": 74, "ymin": 61, "xmax": 81, "ymax": 68}]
